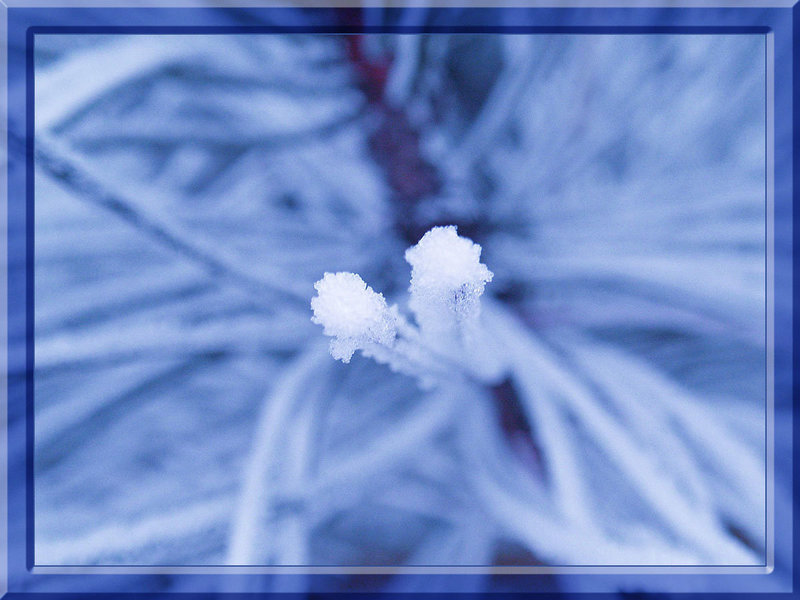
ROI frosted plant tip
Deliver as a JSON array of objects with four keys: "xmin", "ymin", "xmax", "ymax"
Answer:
[
  {"xmin": 405, "ymin": 225, "xmax": 493, "ymax": 300},
  {"xmin": 311, "ymin": 272, "xmax": 396, "ymax": 362}
]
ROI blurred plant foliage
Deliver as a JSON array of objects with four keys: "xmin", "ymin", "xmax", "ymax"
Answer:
[{"xmin": 26, "ymin": 20, "xmax": 785, "ymax": 593}]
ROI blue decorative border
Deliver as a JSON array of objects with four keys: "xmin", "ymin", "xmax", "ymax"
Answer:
[{"xmin": 5, "ymin": 4, "xmax": 794, "ymax": 595}]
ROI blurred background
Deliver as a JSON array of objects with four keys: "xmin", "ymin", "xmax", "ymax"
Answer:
[{"xmin": 17, "ymin": 9, "xmax": 788, "ymax": 593}]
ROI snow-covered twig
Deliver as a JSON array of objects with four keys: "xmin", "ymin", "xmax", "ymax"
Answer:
[
  {"xmin": 444, "ymin": 36, "xmax": 537, "ymax": 174},
  {"xmin": 227, "ymin": 345, "xmax": 329, "ymax": 565},
  {"xmin": 485, "ymin": 301, "xmax": 761, "ymax": 565}
]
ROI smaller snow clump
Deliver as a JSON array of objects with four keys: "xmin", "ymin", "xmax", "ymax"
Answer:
[{"xmin": 311, "ymin": 272, "xmax": 397, "ymax": 363}]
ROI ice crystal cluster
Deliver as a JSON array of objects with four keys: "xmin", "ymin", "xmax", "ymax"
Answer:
[
  {"xmin": 406, "ymin": 226, "xmax": 493, "ymax": 347},
  {"xmin": 311, "ymin": 272, "xmax": 396, "ymax": 362},
  {"xmin": 312, "ymin": 226, "xmax": 497, "ymax": 385}
]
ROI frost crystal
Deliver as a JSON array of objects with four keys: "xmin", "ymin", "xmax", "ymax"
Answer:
[
  {"xmin": 311, "ymin": 272, "xmax": 397, "ymax": 362},
  {"xmin": 405, "ymin": 226, "xmax": 493, "ymax": 343}
]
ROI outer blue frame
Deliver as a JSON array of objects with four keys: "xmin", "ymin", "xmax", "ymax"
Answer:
[{"xmin": 5, "ymin": 5, "xmax": 795, "ymax": 597}]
